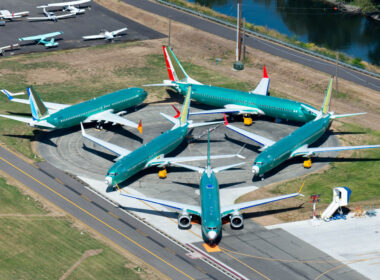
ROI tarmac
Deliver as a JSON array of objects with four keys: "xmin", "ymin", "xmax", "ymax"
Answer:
[{"xmin": 0, "ymin": 0, "xmax": 164, "ymax": 56}]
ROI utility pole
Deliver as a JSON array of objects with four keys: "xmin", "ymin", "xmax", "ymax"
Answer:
[
  {"xmin": 233, "ymin": 0, "xmax": 244, "ymax": 70},
  {"xmin": 242, "ymin": 17, "xmax": 246, "ymax": 62},
  {"xmin": 168, "ymin": 17, "xmax": 171, "ymax": 47}
]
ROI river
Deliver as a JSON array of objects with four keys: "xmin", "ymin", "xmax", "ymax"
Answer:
[{"xmin": 187, "ymin": 0, "xmax": 380, "ymax": 65}]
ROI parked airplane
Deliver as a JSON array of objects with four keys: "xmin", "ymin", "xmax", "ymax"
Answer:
[
  {"xmin": 81, "ymin": 86, "xmax": 242, "ymax": 187},
  {"xmin": 0, "ymin": 87, "xmax": 146, "ymax": 133},
  {"xmin": 118, "ymin": 132, "xmax": 303, "ymax": 244},
  {"xmin": 19, "ymin": 32, "xmax": 63, "ymax": 48},
  {"xmin": 224, "ymin": 77, "xmax": 380, "ymax": 179},
  {"xmin": 0, "ymin": 44, "xmax": 20, "ymax": 56},
  {"xmin": 37, "ymin": 0, "xmax": 91, "ymax": 14},
  {"xmin": 28, "ymin": 8, "xmax": 75, "ymax": 22},
  {"xmin": 0, "ymin": 10, "xmax": 29, "ymax": 22},
  {"xmin": 82, "ymin": 28, "xmax": 128, "ymax": 41},
  {"xmin": 147, "ymin": 46, "xmax": 319, "ymax": 124}
]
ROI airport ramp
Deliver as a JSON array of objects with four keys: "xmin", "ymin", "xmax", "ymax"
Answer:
[{"xmin": 321, "ymin": 187, "xmax": 351, "ymax": 220}]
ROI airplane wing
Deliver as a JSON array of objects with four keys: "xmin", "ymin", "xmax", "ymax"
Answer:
[
  {"xmin": 223, "ymin": 114, "xmax": 275, "ymax": 149},
  {"xmin": 190, "ymin": 105, "xmax": 264, "ymax": 116},
  {"xmin": 84, "ymin": 110, "xmax": 141, "ymax": 132},
  {"xmin": 171, "ymin": 162, "xmax": 245, "ymax": 174},
  {"xmin": 146, "ymin": 153, "xmax": 244, "ymax": 167},
  {"xmin": 111, "ymin": 27, "xmax": 127, "ymax": 36},
  {"xmin": 291, "ymin": 144, "xmax": 380, "ymax": 158},
  {"xmin": 0, "ymin": 114, "xmax": 55, "ymax": 128},
  {"xmin": 221, "ymin": 192, "xmax": 301, "ymax": 217},
  {"xmin": 82, "ymin": 34, "xmax": 105, "ymax": 40},
  {"xmin": 80, "ymin": 123, "xmax": 131, "ymax": 158},
  {"xmin": 27, "ymin": 16, "xmax": 53, "ymax": 21},
  {"xmin": 19, "ymin": 32, "xmax": 63, "ymax": 41},
  {"xmin": 38, "ymin": 0, "xmax": 91, "ymax": 8},
  {"xmin": 55, "ymin": 13, "xmax": 76, "ymax": 19}
]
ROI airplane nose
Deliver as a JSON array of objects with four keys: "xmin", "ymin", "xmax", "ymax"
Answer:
[
  {"xmin": 105, "ymin": 176, "xmax": 113, "ymax": 187},
  {"xmin": 252, "ymin": 165, "xmax": 259, "ymax": 176},
  {"xmin": 207, "ymin": 230, "xmax": 217, "ymax": 240}
]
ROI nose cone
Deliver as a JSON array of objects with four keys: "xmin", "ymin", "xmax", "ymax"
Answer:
[
  {"xmin": 105, "ymin": 176, "xmax": 113, "ymax": 187},
  {"xmin": 252, "ymin": 165, "xmax": 259, "ymax": 176},
  {"xmin": 207, "ymin": 230, "xmax": 217, "ymax": 241},
  {"xmin": 142, "ymin": 90, "xmax": 148, "ymax": 99}
]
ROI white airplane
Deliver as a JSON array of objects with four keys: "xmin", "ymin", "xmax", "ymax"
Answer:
[
  {"xmin": 0, "ymin": 44, "xmax": 20, "ymax": 56},
  {"xmin": 37, "ymin": 0, "xmax": 91, "ymax": 15},
  {"xmin": 28, "ymin": 7, "xmax": 75, "ymax": 22},
  {"xmin": 19, "ymin": 32, "xmax": 63, "ymax": 48},
  {"xmin": 82, "ymin": 28, "xmax": 128, "ymax": 41},
  {"xmin": 0, "ymin": 10, "xmax": 29, "ymax": 20}
]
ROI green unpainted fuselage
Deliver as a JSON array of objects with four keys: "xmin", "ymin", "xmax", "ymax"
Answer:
[
  {"xmin": 106, "ymin": 125, "xmax": 188, "ymax": 186},
  {"xmin": 199, "ymin": 169, "xmax": 222, "ymax": 244},
  {"xmin": 37, "ymin": 88, "xmax": 147, "ymax": 129},
  {"xmin": 253, "ymin": 115, "xmax": 332, "ymax": 176},
  {"xmin": 174, "ymin": 83, "xmax": 316, "ymax": 123}
]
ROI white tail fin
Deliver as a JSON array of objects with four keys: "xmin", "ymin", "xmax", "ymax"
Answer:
[
  {"xmin": 28, "ymin": 86, "xmax": 49, "ymax": 120},
  {"xmin": 250, "ymin": 65, "xmax": 270, "ymax": 96}
]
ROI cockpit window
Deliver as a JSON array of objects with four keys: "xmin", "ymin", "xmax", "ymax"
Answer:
[
  {"xmin": 207, "ymin": 227, "xmax": 217, "ymax": 230},
  {"xmin": 254, "ymin": 162, "xmax": 264, "ymax": 166},
  {"xmin": 108, "ymin": 172, "xmax": 118, "ymax": 176}
]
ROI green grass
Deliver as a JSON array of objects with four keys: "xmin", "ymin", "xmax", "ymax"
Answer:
[
  {"xmin": 270, "ymin": 122, "xmax": 380, "ymax": 204},
  {"xmin": 0, "ymin": 176, "xmax": 142, "ymax": 280}
]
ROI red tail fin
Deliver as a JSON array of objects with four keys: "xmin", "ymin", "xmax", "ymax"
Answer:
[
  {"xmin": 138, "ymin": 120, "xmax": 143, "ymax": 134},
  {"xmin": 223, "ymin": 113, "xmax": 229, "ymax": 126},
  {"xmin": 172, "ymin": 105, "xmax": 181, "ymax": 118},
  {"xmin": 163, "ymin": 46, "xmax": 175, "ymax": 81},
  {"xmin": 263, "ymin": 65, "xmax": 268, "ymax": 79}
]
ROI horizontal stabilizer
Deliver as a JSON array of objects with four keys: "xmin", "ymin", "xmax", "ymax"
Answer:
[{"xmin": 331, "ymin": 112, "xmax": 366, "ymax": 119}]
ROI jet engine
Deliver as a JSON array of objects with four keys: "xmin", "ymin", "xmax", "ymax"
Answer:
[
  {"xmin": 230, "ymin": 213, "xmax": 243, "ymax": 229},
  {"xmin": 178, "ymin": 212, "xmax": 191, "ymax": 229}
]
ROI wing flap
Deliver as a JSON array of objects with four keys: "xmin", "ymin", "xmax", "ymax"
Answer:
[{"xmin": 85, "ymin": 110, "xmax": 139, "ymax": 129}]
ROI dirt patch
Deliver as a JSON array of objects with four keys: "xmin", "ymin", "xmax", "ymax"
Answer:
[{"xmin": 26, "ymin": 68, "xmax": 71, "ymax": 85}]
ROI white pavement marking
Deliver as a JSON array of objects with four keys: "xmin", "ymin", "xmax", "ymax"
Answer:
[{"xmin": 267, "ymin": 212, "xmax": 380, "ymax": 280}]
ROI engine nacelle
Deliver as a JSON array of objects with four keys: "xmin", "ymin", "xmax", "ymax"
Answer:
[
  {"xmin": 230, "ymin": 213, "xmax": 243, "ymax": 229},
  {"xmin": 178, "ymin": 212, "xmax": 191, "ymax": 229}
]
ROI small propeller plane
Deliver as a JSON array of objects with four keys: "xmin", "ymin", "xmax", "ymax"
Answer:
[
  {"xmin": 37, "ymin": 0, "xmax": 91, "ymax": 15},
  {"xmin": 28, "ymin": 7, "xmax": 75, "ymax": 22},
  {"xmin": 0, "ymin": 44, "xmax": 20, "ymax": 56},
  {"xmin": 224, "ymin": 77, "xmax": 380, "ymax": 179},
  {"xmin": 0, "ymin": 87, "xmax": 146, "ymax": 133},
  {"xmin": 82, "ymin": 28, "xmax": 128, "ymax": 41},
  {"xmin": 81, "ymin": 86, "xmax": 243, "ymax": 187},
  {"xmin": 146, "ymin": 46, "xmax": 321, "ymax": 124},
  {"xmin": 19, "ymin": 31, "xmax": 63, "ymax": 48},
  {"xmin": 118, "ymin": 132, "xmax": 304, "ymax": 245},
  {"xmin": 0, "ymin": 10, "xmax": 29, "ymax": 22}
]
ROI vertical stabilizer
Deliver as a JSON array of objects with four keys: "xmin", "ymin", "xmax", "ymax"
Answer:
[
  {"xmin": 179, "ymin": 86, "xmax": 192, "ymax": 125},
  {"xmin": 250, "ymin": 65, "xmax": 270, "ymax": 96},
  {"xmin": 28, "ymin": 86, "xmax": 49, "ymax": 120},
  {"xmin": 321, "ymin": 77, "xmax": 334, "ymax": 115}
]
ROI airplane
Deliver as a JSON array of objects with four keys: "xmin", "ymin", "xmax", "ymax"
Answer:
[
  {"xmin": 0, "ymin": 10, "xmax": 29, "ymax": 22},
  {"xmin": 19, "ymin": 32, "xmax": 63, "ymax": 48},
  {"xmin": 147, "ymin": 45, "xmax": 320, "ymax": 124},
  {"xmin": 28, "ymin": 7, "xmax": 75, "ymax": 22},
  {"xmin": 224, "ymin": 77, "xmax": 380, "ymax": 179},
  {"xmin": 81, "ymin": 86, "xmax": 243, "ymax": 187},
  {"xmin": 37, "ymin": 0, "xmax": 91, "ymax": 15},
  {"xmin": 0, "ymin": 44, "xmax": 20, "ymax": 56},
  {"xmin": 117, "ymin": 131, "xmax": 304, "ymax": 245},
  {"xmin": 0, "ymin": 87, "xmax": 147, "ymax": 133},
  {"xmin": 82, "ymin": 28, "xmax": 128, "ymax": 41}
]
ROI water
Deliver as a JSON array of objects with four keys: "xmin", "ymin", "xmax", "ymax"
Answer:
[{"xmin": 187, "ymin": 0, "xmax": 380, "ymax": 65}]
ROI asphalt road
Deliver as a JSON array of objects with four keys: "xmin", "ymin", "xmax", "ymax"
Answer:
[
  {"xmin": 121, "ymin": 0, "xmax": 380, "ymax": 92},
  {"xmin": 0, "ymin": 144, "xmax": 232, "ymax": 280},
  {"xmin": 0, "ymin": 0, "xmax": 164, "ymax": 55}
]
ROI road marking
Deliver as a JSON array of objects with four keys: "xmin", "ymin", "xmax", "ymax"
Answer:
[
  {"xmin": 136, "ymin": 228, "xmax": 148, "ymax": 237},
  {"xmin": 165, "ymin": 247, "xmax": 176, "ymax": 255},
  {"xmin": 55, "ymin": 177, "xmax": 64, "ymax": 185},
  {"xmin": 0, "ymin": 156, "xmax": 195, "ymax": 280},
  {"xmin": 81, "ymin": 194, "xmax": 92, "ymax": 202},
  {"xmin": 108, "ymin": 211, "xmax": 119, "ymax": 219}
]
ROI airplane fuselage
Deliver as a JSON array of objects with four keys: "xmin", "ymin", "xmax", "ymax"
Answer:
[
  {"xmin": 199, "ymin": 170, "xmax": 222, "ymax": 244},
  {"xmin": 106, "ymin": 125, "xmax": 188, "ymax": 186},
  {"xmin": 253, "ymin": 115, "xmax": 332, "ymax": 176},
  {"xmin": 174, "ymin": 83, "xmax": 316, "ymax": 123},
  {"xmin": 38, "ymin": 88, "xmax": 147, "ymax": 129}
]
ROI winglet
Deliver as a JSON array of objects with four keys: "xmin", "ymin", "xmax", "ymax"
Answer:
[
  {"xmin": 223, "ymin": 113, "xmax": 229, "ymax": 126},
  {"xmin": 138, "ymin": 120, "xmax": 143, "ymax": 134},
  {"xmin": 321, "ymin": 77, "xmax": 334, "ymax": 115},
  {"xmin": 263, "ymin": 65, "xmax": 268, "ymax": 78},
  {"xmin": 179, "ymin": 85, "xmax": 192, "ymax": 124},
  {"xmin": 298, "ymin": 181, "xmax": 305, "ymax": 194},
  {"xmin": 1, "ymin": 89, "xmax": 13, "ymax": 100},
  {"xmin": 115, "ymin": 182, "xmax": 121, "ymax": 193},
  {"xmin": 172, "ymin": 104, "xmax": 181, "ymax": 118}
]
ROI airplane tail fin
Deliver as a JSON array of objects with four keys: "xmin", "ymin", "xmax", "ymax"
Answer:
[
  {"xmin": 28, "ymin": 86, "xmax": 49, "ymax": 120},
  {"xmin": 163, "ymin": 45, "xmax": 189, "ymax": 82},
  {"xmin": 179, "ymin": 85, "xmax": 192, "ymax": 125},
  {"xmin": 321, "ymin": 76, "xmax": 334, "ymax": 115},
  {"xmin": 250, "ymin": 65, "xmax": 270, "ymax": 96}
]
